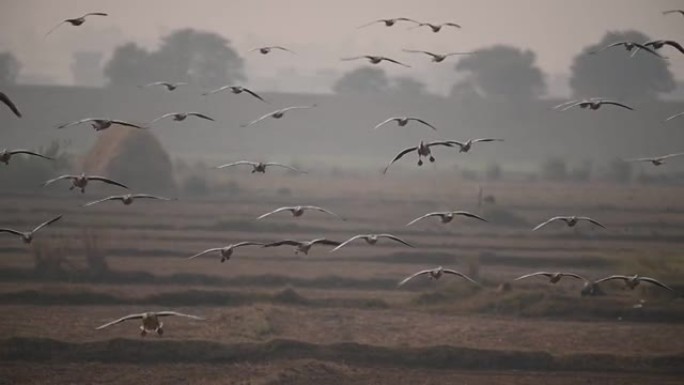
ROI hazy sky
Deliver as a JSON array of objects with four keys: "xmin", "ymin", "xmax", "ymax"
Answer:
[{"xmin": 1, "ymin": 0, "xmax": 683, "ymax": 93}]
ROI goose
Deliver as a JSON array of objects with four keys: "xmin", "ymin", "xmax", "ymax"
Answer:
[
  {"xmin": 358, "ymin": 18, "xmax": 419, "ymax": 28},
  {"xmin": 341, "ymin": 55, "xmax": 410, "ymax": 67},
  {"xmin": 240, "ymin": 105, "xmax": 317, "ymax": 128},
  {"xmin": 373, "ymin": 116, "xmax": 437, "ymax": 131},
  {"xmin": 45, "ymin": 12, "xmax": 108, "ymax": 37},
  {"xmin": 249, "ymin": 46, "xmax": 295, "ymax": 55},
  {"xmin": 257, "ymin": 205, "xmax": 344, "ymax": 221},
  {"xmin": 447, "ymin": 138, "xmax": 503, "ymax": 153},
  {"xmin": 202, "ymin": 85, "xmax": 266, "ymax": 102},
  {"xmin": 553, "ymin": 98, "xmax": 634, "ymax": 111},
  {"xmin": 148, "ymin": 112, "xmax": 215, "ymax": 125},
  {"xmin": 0, "ymin": 92, "xmax": 21, "ymax": 117},
  {"xmin": 625, "ymin": 153, "xmax": 684, "ymax": 166},
  {"xmin": 0, "ymin": 149, "xmax": 52, "ymax": 165},
  {"xmin": 140, "ymin": 81, "xmax": 187, "ymax": 91},
  {"xmin": 590, "ymin": 41, "xmax": 664, "ymax": 58},
  {"xmin": 594, "ymin": 274, "xmax": 677, "ymax": 294},
  {"xmin": 263, "ymin": 238, "xmax": 341, "ymax": 255},
  {"xmin": 57, "ymin": 118, "xmax": 144, "ymax": 131},
  {"xmin": 382, "ymin": 140, "xmax": 460, "ymax": 174},
  {"xmin": 398, "ymin": 266, "xmax": 480, "ymax": 287},
  {"xmin": 187, "ymin": 242, "xmax": 265, "ymax": 262},
  {"xmin": 43, "ymin": 173, "xmax": 128, "ymax": 193},
  {"xmin": 514, "ymin": 271, "xmax": 587, "ymax": 284},
  {"xmin": 665, "ymin": 111, "xmax": 684, "ymax": 122},
  {"xmin": 330, "ymin": 233, "xmax": 414, "ymax": 252},
  {"xmin": 0, "ymin": 215, "xmax": 62, "ymax": 244},
  {"xmin": 216, "ymin": 161, "xmax": 305, "ymax": 174},
  {"xmin": 402, "ymin": 49, "xmax": 472, "ymax": 62},
  {"xmin": 411, "ymin": 22, "xmax": 461, "ymax": 33},
  {"xmin": 95, "ymin": 311, "xmax": 204, "ymax": 337},
  {"xmin": 532, "ymin": 216, "xmax": 606, "ymax": 231},
  {"xmin": 663, "ymin": 10, "xmax": 684, "ymax": 17},
  {"xmin": 406, "ymin": 211, "xmax": 487, "ymax": 226},
  {"xmin": 83, "ymin": 193, "xmax": 173, "ymax": 207}
]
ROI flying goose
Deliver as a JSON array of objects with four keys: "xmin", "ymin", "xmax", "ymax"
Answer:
[
  {"xmin": 249, "ymin": 46, "xmax": 295, "ymax": 55},
  {"xmin": 402, "ymin": 49, "xmax": 472, "ymax": 62},
  {"xmin": 140, "ymin": 81, "xmax": 187, "ymax": 91},
  {"xmin": 202, "ymin": 85, "xmax": 266, "ymax": 102},
  {"xmin": 240, "ymin": 105, "xmax": 317, "ymax": 128},
  {"xmin": 625, "ymin": 153, "xmax": 684, "ymax": 166},
  {"xmin": 57, "ymin": 118, "xmax": 144, "ymax": 131},
  {"xmin": 358, "ymin": 18, "xmax": 419, "ymax": 28},
  {"xmin": 43, "ymin": 173, "xmax": 128, "ymax": 193},
  {"xmin": 257, "ymin": 205, "xmax": 344, "ymax": 220},
  {"xmin": 514, "ymin": 271, "xmax": 587, "ymax": 284},
  {"xmin": 663, "ymin": 10, "xmax": 684, "ymax": 17},
  {"xmin": 374, "ymin": 116, "xmax": 437, "ymax": 131},
  {"xmin": 330, "ymin": 233, "xmax": 414, "ymax": 252},
  {"xmin": 411, "ymin": 22, "xmax": 462, "ymax": 32},
  {"xmin": 398, "ymin": 266, "xmax": 480, "ymax": 287},
  {"xmin": 187, "ymin": 242, "xmax": 265, "ymax": 262},
  {"xmin": 595, "ymin": 274, "xmax": 676, "ymax": 293},
  {"xmin": 447, "ymin": 138, "xmax": 503, "ymax": 153},
  {"xmin": 216, "ymin": 161, "xmax": 305, "ymax": 174},
  {"xmin": 0, "ymin": 92, "xmax": 21, "ymax": 117},
  {"xmin": 0, "ymin": 149, "xmax": 52, "ymax": 165},
  {"xmin": 83, "ymin": 194, "xmax": 173, "ymax": 207},
  {"xmin": 148, "ymin": 112, "xmax": 215, "ymax": 125},
  {"xmin": 95, "ymin": 311, "xmax": 204, "ymax": 337},
  {"xmin": 590, "ymin": 41, "xmax": 664, "ymax": 58},
  {"xmin": 341, "ymin": 55, "xmax": 411, "ymax": 67},
  {"xmin": 532, "ymin": 216, "xmax": 606, "ymax": 231},
  {"xmin": 382, "ymin": 140, "xmax": 460, "ymax": 174},
  {"xmin": 0, "ymin": 215, "xmax": 62, "ymax": 244},
  {"xmin": 406, "ymin": 211, "xmax": 487, "ymax": 226},
  {"xmin": 45, "ymin": 12, "xmax": 108, "ymax": 37},
  {"xmin": 263, "ymin": 238, "xmax": 341, "ymax": 255},
  {"xmin": 554, "ymin": 98, "xmax": 634, "ymax": 111}
]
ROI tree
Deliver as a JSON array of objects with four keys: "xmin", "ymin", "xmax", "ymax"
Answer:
[
  {"xmin": 454, "ymin": 45, "xmax": 546, "ymax": 100},
  {"xmin": 104, "ymin": 29, "xmax": 245, "ymax": 87},
  {"xmin": 0, "ymin": 52, "xmax": 21, "ymax": 85},
  {"xmin": 569, "ymin": 30, "xmax": 675, "ymax": 100},
  {"xmin": 332, "ymin": 66, "xmax": 391, "ymax": 95}
]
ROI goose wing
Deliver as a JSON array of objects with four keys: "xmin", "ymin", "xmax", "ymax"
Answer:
[
  {"xmin": 154, "ymin": 311, "xmax": 205, "ymax": 320},
  {"xmin": 442, "ymin": 269, "xmax": 481, "ymax": 285},
  {"xmin": 217, "ymin": 161, "xmax": 258, "ymax": 169},
  {"xmin": 514, "ymin": 272, "xmax": 554, "ymax": 281},
  {"xmin": 42, "ymin": 174, "xmax": 77, "ymax": 186},
  {"xmin": 638, "ymin": 277, "xmax": 677, "ymax": 293},
  {"xmin": 95, "ymin": 313, "xmax": 145, "ymax": 329},
  {"xmin": 8, "ymin": 150, "xmax": 53, "ymax": 160},
  {"xmin": 56, "ymin": 117, "xmax": 101, "ymax": 129},
  {"xmin": 83, "ymin": 12, "xmax": 108, "ymax": 18},
  {"xmin": 241, "ymin": 87, "xmax": 266, "ymax": 102},
  {"xmin": 241, "ymin": 111, "xmax": 277, "ymax": 128},
  {"xmin": 406, "ymin": 118, "xmax": 437, "ymax": 131},
  {"xmin": 148, "ymin": 113, "xmax": 178, "ymax": 125},
  {"xmin": 594, "ymin": 275, "xmax": 631, "ymax": 284},
  {"xmin": 257, "ymin": 206, "xmax": 295, "ymax": 220},
  {"xmin": 340, "ymin": 56, "xmax": 368, "ymax": 62},
  {"xmin": 664, "ymin": 111, "xmax": 684, "ymax": 121},
  {"xmin": 406, "ymin": 212, "xmax": 443, "ymax": 226},
  {"xmin": 382, "ymin": 146, "xmax": 418, "ymax": 174},
  {"xmin": 590, "ymin": 42, "xmax": 626, "ymax": 54},
  {"xmin": 187, "ymin": 247, "xmax": 223, "ymax": 260},
  {"xmin": 87, "ymin": 176, "xmax": 129, "ymax": 189},
  {"xmin": 560, "ymin": 273, "xmax": 588, "ymax": 281},
  {"xmin": 110, "ymin": 120, "xmax": 144, "ymax": 129},
  {"xmin": 632, "ymin": 43, "xmax": 666, "ymax": 58},
  {"xmin": 471, "ymin": 138, "xmax": 504, "ymax": 144},
  {"xmin": 187, "ymin": 112, "xmax": 215, "ymax": 121},
  {"xmin": 377, "ymin": 234, "xmax": 414, "ymax": 247},
  {"xmin": 442, "ymin": 22, "xmax": 462, "ymax": 28},
  {"xmin": 45, "ymin": 21, "xmax": 68, "ymax": 37},
  {"xmin": 263, "ymin": 162, "xmax": 305, "ymax": 173},
  {"xmin": 659, "ymin": 152, "xmax": 684, "ymax": 160},
  {"xmin": 263, "ymin": 240, "xmax": 302, "ymax": 247},
  {"xmin": 402, "ymin": 49, "xmax": 439, "ymax": 58},
  {"xmin": 577, "ymin": 216, "xmax": 606, "ymax": 229},
  {"xmin": 0, "ymin": 228, "xmax": 25, "ymax": 238},
  {"xmin": 373, "ymin": 117, "xmax": 402, "ymax": 129},
  {"xmin": 0, "ymin": 92, "xmax": 21, "ymax": 117},
  {"xmin": 31, "ymin": 215, "xmax": 63, "ymax": 234},
  {"xmin": 452, "ymin": 211, "xmax": 488, "ymax": 222},
  {"xmin": 330, "ymin": 234, "xmax": 367, "ymax": 252},
  {"xmin": 357, "ymin": 19, "xmax": 386, "ymax": 29},
  {"xmin": 272, "ymin": 46, "xmax": 296, "ymax": 54},
  {"xmin": 310, "ymin": 238, "xmax": 342, "ymax": 246},
  {"xmin": 532, "ymin": 216, "xmax": 567, "ymax": 231},
  {"xmin": 232, "ymin": 241, "xmax": 266, "ymax": 248},
  {"xmin": 141, "ymin": 81, "xmax": 170, "ymax": 88},
  {"xmin": 82, "ymin": 195, "xmax": 125, "ymax": 207},
  {"xmin": 663, "ymin": 10, "xmax": 684, "ymax": 15},
  {"xmin": 302, "ymin": 205, "xmax": 345, "ymax": 220},
  {"xmin": 129, "ymin": 194, "xmax": 173, "ymax": 201},
  {"xmin": 398, "ymin": 269, "xmax": 433, "ymax": 286},
  {"xmin": 379, "ymin": 57, "xmax": 411, "ymax": 67},
  {"xmin": 202, "ymin": 85, "xmax": 232, "ymax": 96},
  {"xmin": 662, "ymin": 40, "xmax": 684, "ymax": 54},
  {"xmin": 279, "ymin": 104, "xmax": 317, "ymax": 113}
]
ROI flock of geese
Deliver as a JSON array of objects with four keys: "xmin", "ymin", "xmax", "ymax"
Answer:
[{"xmin": 0, "ymin": 9, "xmax": 683, "ymax": 336}]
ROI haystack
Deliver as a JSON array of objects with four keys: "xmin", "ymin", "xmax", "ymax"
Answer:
[{"xmin": 82, "ymin": 127, "xmax": 176, "ymax": 193}]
